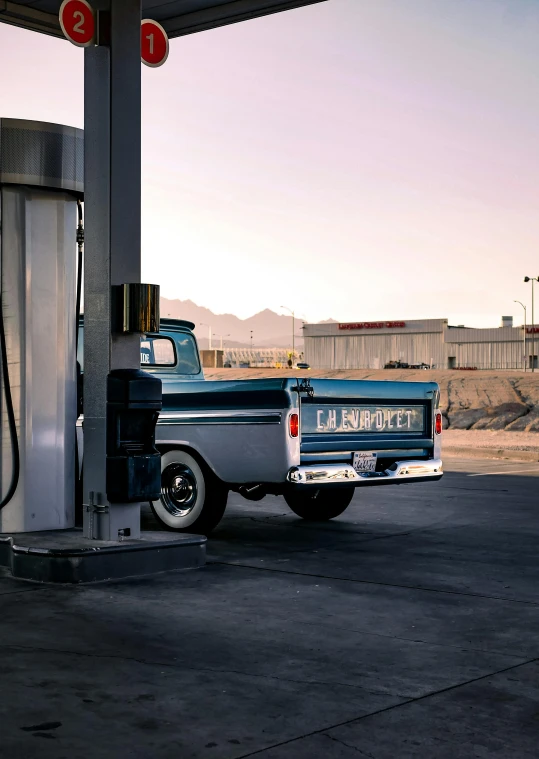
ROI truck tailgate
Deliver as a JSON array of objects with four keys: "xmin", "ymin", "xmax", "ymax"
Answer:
[{"xmin": 299, "ymin": 378, "xmax": 437, "ymax": 459}]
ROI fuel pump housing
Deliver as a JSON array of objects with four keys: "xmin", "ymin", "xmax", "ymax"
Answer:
[{"xmin": 0, "ymin": 118, "xmax": 82, "ymax": 533}]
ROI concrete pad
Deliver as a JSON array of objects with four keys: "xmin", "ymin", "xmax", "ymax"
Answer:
[
  {"xmin": 0, "ymin": 565, "xmax": 522, "ymax": 698},
  {"xmin": 224, "ymin": 522, "xmax": 539, "ymax": 603},
  {"xmin": 1, "ymin": 458, "xmax": 538, "ymax": 758},
  {"xmin": 0, "ymin": 646, "xmax": 397, "ymax": 759},
  {"xmin": 250, "ymin": 733, "xmax": 362, "ymax": 758},
  {"xmin": 255, "ymin": 663, "xmax": 539, "ymax": 758},
  {"xmin": 324, "ymin": 661, "xmax": 539, "ymax": 759},
  {"xmin": 207, "ymin": 471, "xmax": 539, "ymax": 602},
  {"xmin": 0, "ymin": 569, "xmax": 39, "ymax": 595}
]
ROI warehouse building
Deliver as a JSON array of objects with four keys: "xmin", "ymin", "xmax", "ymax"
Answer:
[{"xmin": 304, "ymin": 317, "xmax": 539, "ymax": 371}]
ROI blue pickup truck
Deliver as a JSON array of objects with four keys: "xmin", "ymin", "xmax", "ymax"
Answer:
[{"xmin": 79, "ymin": 318, "xmax": 443, "ymax": 534}]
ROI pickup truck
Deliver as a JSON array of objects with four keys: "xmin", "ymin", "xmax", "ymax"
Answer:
[{"xmin": 78, "ymin": 318, "xmax": 443, "ymax": 534}]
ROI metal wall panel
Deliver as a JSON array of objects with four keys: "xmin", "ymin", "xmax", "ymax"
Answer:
[
  {"xmin": 306, "ymin": 333, "xmax": 446, "ymax": 369},
  {"xmin": 444, "ymin": 341, "xmax": 526, "ymax": 370},
  {"xmin": 444, "ymin": 327, "xmax": 524, "ymax": 344}
]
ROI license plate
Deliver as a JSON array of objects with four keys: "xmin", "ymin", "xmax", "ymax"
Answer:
[{"xmin": 353, "ymin": 451, "xmax": 377, "ymax": 472}]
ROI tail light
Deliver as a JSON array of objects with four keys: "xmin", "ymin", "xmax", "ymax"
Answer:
[
  {"xmin": 435, "ymin": 411, "xmax": 442, "ymax": 435},
  {"xmin": 289, "ymin": 413, "xmax": 299, "ymax": 438}
]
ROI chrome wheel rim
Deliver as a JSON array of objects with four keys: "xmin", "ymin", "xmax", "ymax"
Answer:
[{"xmin": 161, "ymin": 463, "xmax": 198, "ymax": 518}]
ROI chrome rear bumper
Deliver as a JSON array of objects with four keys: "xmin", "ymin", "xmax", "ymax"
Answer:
[{"xmin": 287, "ymin": 459, "xmax": 443, "ymax": 487}]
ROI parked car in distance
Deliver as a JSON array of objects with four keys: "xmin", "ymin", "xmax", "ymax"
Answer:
[
  {"xmin": 384, "ymin": 360, "xmax": 409, "ymax": 369},
  {"xmin": 384, "ymin": 361, "xmax": 431, "ymax": 370},
  {"xmin": 296, "ymin": 362, "xmax": 310, "ymax": 370}
]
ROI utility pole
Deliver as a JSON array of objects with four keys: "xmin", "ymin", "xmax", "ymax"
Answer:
[
  {"xmin": 281, "ymin": 306, "xmax": 295, "ymax": 360},
  {"xmin": 213, "ymin": 333, "xmax": 229, "ymax": 351},
  {"xmin": 200, "ymin": 322, "xmax": 212, "ymax": 350},
  {"xmin": 524, "ymin": 277, "xmax": 539, "ymax": 371},
  {"xmin": 514, "ymin": 300, "xmax": 527, "ymax": 372}
]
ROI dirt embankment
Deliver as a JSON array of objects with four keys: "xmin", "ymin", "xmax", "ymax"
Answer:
[{"xmin": 205, "ymin": 368, "xmax": 539, "ymax": 433}]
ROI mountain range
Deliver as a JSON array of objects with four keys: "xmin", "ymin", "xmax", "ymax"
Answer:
[{"xmin": 161, "ymin": 297, "xmax": 336, "ymax": 349}]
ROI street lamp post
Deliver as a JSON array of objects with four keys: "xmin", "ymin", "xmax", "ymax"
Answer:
[
  {"xmin": 213, "ymin": 333, "xmax": 230, "ymax": 351},
  {"xmin": 200, "ymin": 322, "xmax": 212, "ymax": 350},
  {"xmin": 281, "ymin": 305, "xmax": 295, "ymax": 362},
  {"xmin": 514, "ymin": 300, "xmax": 527, "ymax": 372},
  {"xmin": 524, "ymin": 277, "xmax": 539, "ymax": 372}
]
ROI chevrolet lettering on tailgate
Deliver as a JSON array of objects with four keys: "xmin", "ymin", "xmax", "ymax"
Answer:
[{"xmin": 302, "ymin": 405, "xmax": 425, "ymax": 434}]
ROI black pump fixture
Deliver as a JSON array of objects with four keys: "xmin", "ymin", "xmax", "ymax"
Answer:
[{"xmin": 106, "ymin": 369, "xmax": 162, "ymax": 503}]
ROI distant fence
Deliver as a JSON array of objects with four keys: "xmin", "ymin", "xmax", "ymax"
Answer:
[{"xmin": 223, "ymin": 348, "xmax": 294, "ymax": 368}]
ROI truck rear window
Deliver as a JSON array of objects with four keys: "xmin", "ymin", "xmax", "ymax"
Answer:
[
  {"xmin": 78, "ymin": 328, "xmax": 201, "ymax": 374},
  {"xmin": 174, "ymin": 335, "xmax": 201, "ymax": 374},
  {"xmin": 141, "ymin": 336, "xmax": 176, "ymax": 366}
]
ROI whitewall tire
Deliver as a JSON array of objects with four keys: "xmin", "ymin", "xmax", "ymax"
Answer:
[{"xmin": 151, "ymin": 449, "xmax": 228, "ymax": 535}]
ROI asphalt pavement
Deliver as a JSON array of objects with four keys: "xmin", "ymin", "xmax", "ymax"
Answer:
[{"xmin": 1, "ymin": 457, "xmax": 538, "ymax": 758}]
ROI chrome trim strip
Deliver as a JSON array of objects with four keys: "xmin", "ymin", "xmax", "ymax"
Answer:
[
  {"xmin": 287, "ymin": 459, "xmax": 443, "ymax": 486},
  {"xmin": 77, "ymin": 411, "xmax": 282, "ymax": 427},
  {"xmin": 158, "ymin": 410, "xmax": 282, "ymax": 426},
  {"xmin": 159, "ymin": 410, "xmax": 281, "ymax": 419}
]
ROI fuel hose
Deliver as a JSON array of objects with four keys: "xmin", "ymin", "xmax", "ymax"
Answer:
[{"xmin": 0, "ymin": 288, "xmax": 20, "ymax": 510}]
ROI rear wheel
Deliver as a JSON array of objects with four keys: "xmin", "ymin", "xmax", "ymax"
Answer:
[
  {"xmin": 150, "ymin": 450, "xmax": 228, "ymax": 535},
  {"xmin": 284, "ymin": 487, "xmax": 355, "ymax": 521}
]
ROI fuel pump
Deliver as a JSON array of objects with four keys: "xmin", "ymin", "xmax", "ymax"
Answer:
[
  {"xmin": 0, "ymin": 117, "xmax": 162, "ymax": 534},
  {"xmin": 0, "ymin": 118, "xmax": 82, "ymax": 533}
]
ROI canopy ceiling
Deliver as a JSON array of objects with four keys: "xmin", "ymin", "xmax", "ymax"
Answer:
[{"xmin": 0, "ymin": 0, "xmax": 325, "ymax": 38}]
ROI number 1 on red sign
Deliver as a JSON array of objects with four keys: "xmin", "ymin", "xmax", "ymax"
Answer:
[{"xmin": 140, "ymin": 19, "xmax": 169, "ymax": 68}]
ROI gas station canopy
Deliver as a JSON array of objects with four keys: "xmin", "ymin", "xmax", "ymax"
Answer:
[{"xmin": 0, "ymin": 0, "xmax": 325, "ymax": 38}]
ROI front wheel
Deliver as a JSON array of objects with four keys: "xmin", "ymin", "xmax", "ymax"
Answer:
[
  {"xmin": 150, "ymin": 450, "xmax": 228, "ymax": 535},
  {"xmin": 284, "ymin": 487, "xmax": 355, "ymax": 521}
]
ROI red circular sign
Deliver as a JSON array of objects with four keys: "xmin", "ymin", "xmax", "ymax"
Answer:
[
  {"xmin": 59, "ymin": 0, "xmax": 95, "ymax": 47},
  {"xmin": 141, "ymin": 19, "xmax": 169, "ymax": 68}
]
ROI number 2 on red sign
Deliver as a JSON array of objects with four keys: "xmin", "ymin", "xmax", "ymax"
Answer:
[
  {"xmin": 73, "ymin": 11, "xmax": 85, "ymax": 33},
  {"xmin": 59, "ymin": 0, "xmax": 95, "ymax": 47}
]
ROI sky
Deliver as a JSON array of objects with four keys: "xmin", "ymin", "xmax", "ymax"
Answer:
[{"xmin": 0, "ymin": 0, "xmax": 538, "ymax": 327}]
